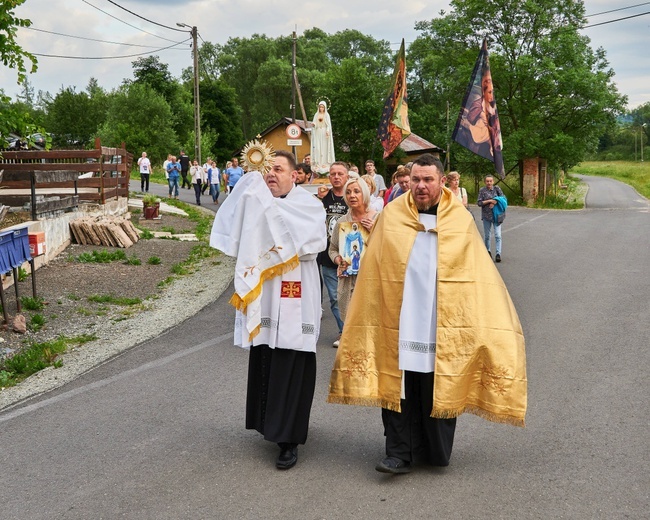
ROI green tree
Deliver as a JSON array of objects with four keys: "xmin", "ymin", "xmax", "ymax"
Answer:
[
  {"xmin": 97, "ymin": 83, "xmax": 178, "ymax": 163},
  {"xmin": 45, "ymin": 86, "xmax": 106, "ymax": 147},
  {"xmin": 0, "ymin": 0, "xmax": 37, "ymax": 84},
  {"xmin": 409, "ymin": 0, "xmax": 626, "ymax": 182},
  {"xmin": 199, "ymin": 79, "xmax": 243, "ymax": 162}
]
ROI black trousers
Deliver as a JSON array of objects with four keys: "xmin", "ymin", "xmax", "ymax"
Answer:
[
  {"xmin": 381, "ymin": 371, "xmax": 457, "ymax": 466},
  {"xmin": 246, "ymin": 345, "xmax": 316, "ymax": 445},
  {"xmin": 193, "ymin": 182, "xmax": 202, "ymax": 205},
  {"xmin": 140, "ymin": 173, "xmax": 150, "ymax": 192},
  {"xmin": 181, "ymin": 171, "xmax": 190, "ymax": 188}
]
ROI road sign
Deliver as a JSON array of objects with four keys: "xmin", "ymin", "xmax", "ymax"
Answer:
[
  {"xmin": 286, "ymin": 124, "xmax": 302, "ymax": 139},
  {"xmin": 287, "ymin": 139, "xmax": 303, "ymax": 146}
]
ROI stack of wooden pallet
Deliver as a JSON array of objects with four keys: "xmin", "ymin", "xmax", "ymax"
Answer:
[{"xmin": 69, "ymin": 215, "xmax": 139, "ymax": 248}]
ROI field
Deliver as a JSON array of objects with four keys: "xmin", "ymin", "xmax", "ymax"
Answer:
[{"xmin": 570, "ymin": 161, "xmax": 650, "ymax": 199}]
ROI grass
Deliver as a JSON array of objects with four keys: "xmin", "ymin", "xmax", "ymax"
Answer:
[
  {"xmin": 20, "ymin": 296, "xmax": 45, "ymax": 311},
  {"xmin": 87, "ymin": 294, "xmax": 142, "ymax": 306},
  {"xmin": 75, "ymin": 249, "xmax": 127, "ymax": 263},
  {"xmin": 125, "ymin": 255, "xmax": 141, "ymax": 265},
  {"xmin": 17, "ymin": 267, "xmax": 28, "ymax": 282},
  {"xmin": 171, "ymin": 262, "xmax": 189, "ymax": 275},
  {"xmin": 29, "ymin": 314, "xmax": 46, "ymax": 332},
  {"xmin": 139, "ymin": 228, "xmax": 154, "ymax": 240},
  {"xmin": 0, "ymin": 335, "xmax": 97, "ymax": 388},
  {"xmin": 147, "ymin": 256, "xmax": 161, "ymax": 265},
  {"xmin": 569, "ymin": 161, "xmax": 650, "ymax": 199}
]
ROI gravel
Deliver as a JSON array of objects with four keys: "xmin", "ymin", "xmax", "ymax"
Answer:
[{"xmin": 0, "ymin": 213, "xmax": 235, "ymax": 411}]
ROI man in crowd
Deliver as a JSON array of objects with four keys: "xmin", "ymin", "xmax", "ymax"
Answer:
[
  {"xmin": 477, "ymin": 174, "xmax": 506, "ymax": 262},
  {"xmin": 387, "ymin": 169, "xmax": 411, "ymax": 202},
  {"xmin": 364, "ymin": 160, "xmax": 387, "ymax": 198},
  {"xmin": 225, "ymin": 157, "xmax": 244, "ymax": 193},
  {"xmin": 178, "ymin": 150, "xmax": 191, "ymax": 189},
  {"xmin": 317, "ymin": 162, "xmax": 349, "ymax": 347},
  {"xmin": 329, "ymin": 153, "xmax": 526, "ymax": 474},
  {"xmin": 296, "ymin": 163, "xmax": 309, "ymax": 185},
  {"xmin": 166, "ymin": 155, "xmax": 181, "ymax": 199},
  {"xmin": 210, "ymin": 150, "xmax": 326, "ymax": 470},
  {"xmin": 295, "ymin": 162, "xmax": 310, "ymax": 185},
  {"xmin": 137, "ymin": 151, "xmax": 151, "ymax": 193}
]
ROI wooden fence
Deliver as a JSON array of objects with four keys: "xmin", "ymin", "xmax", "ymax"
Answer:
[{"xmin": 0, "ymin": 138, "xmax": 132, "ymax": 215}]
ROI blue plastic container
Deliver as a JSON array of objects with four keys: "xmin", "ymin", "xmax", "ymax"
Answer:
[
  {"xmin": 0, "ymin": 231, "xmax": 13, "ymax": 274},
  {"xmin": 7, "ymin": 226, "xmax": 32, "ymax": 269}
]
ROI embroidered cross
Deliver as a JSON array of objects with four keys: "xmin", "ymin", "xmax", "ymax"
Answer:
[{"xmin": 281, "ymin": 281, "xmax": 302, "ymax": 298}]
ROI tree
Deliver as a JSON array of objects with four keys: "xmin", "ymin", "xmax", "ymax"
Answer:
[
  {"xmin": 45, "ymin": 86, "xmax": 107, "ymax": 147},
  {"xmin": 409, "ymin": 0, "xmax": 626, "ymax": 180},
  {"xmin": 0, "ymin": 0, "xmax": 37, "ymax": 84},
  {"xmin": 198, "ymin": 79, "xmax": 243, "ymax": 162},
  {"xmin": 97, "ymin": 83, "xmax": 178, "ymax": 163}
]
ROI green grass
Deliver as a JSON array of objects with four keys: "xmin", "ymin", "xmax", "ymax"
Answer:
[
  {"xmin": 161, "ymin": 226, "xmax": 177, "ymax": 234},
  {"xmin": 570, "ymin": 161, "xmax": 650, "ymax": 199},
  {"xmin": 87, "ymin": 294, "xmax": 142, "ymax": 306},
  {"xmin": 139, "ymin": 229, "xmax": 154, "ymax": 240},
  {"xmin": 0, "ymin": 335, "xmax": 97, "ymax": 388},
  {"xmin": 75, "ymin": 249, "xmax": 127, "ymax": 263},
  {"xmin": 20, "ymin": 296, "xmax": 45, "ymax": 311},
  {"xmin": 171, "ymin": 262, "xmax": 189, "ymax": 275},
  {"xmin": 29, "ymin": 314, "xmax": 46, "ymax": 331},
  {"xmin": 17, "ymin": 267, "xmax": 28, "ymax": 282},
  {"xmin": 124, "ymin": 255, "xmax": 141, "ymax": 265},
  {"xmin": 147, "ymin": 256, "xmax": 161, "ymax": 265}
]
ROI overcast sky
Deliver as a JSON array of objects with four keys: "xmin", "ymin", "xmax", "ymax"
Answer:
[{"xmin": 2, "ymin": 0, "xmax": 649, "ymax": 109}]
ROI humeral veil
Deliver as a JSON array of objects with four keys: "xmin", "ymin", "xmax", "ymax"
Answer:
[{"xmin": 327, "ymin": 188, "xmax": 527, "ymax": 426}]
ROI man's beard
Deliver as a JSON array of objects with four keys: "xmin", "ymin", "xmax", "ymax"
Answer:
[{"xmin": 415, "ymin": 200, "xmax": 432, "ymax": 212}]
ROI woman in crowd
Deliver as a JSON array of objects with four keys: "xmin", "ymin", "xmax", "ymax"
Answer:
[
  {"xmin": 328, "ymin": 178, "xmax": 379, "ymax": 325},
  {"xmin": 446, "ymin": 171, "xmax": 468, "ymax": 208},
  {"xmin": 209, "ymin": 160, "xmax": 220, "ymax": 204},
  {"xmin": 361, "ymin": 174, "xmax": 384, "ymax": 213},
  {"xmin": 190, "ymin": 160, "xmax": 207, "ymax": 206}
]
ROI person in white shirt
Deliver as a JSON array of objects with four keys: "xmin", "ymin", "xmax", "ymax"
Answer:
[{"xmin": 137, "ymin": 152, "xmax": 152, "ymax": 192}]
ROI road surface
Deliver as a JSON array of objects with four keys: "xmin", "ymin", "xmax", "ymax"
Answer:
[{"xmin": 1, "ymin": 176, "xmax": 648, "ymax": 519}]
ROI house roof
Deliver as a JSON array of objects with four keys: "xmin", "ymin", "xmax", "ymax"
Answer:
[{"xmin": 399, "ymin": 133, "xmax": 444, "ymax": 154}]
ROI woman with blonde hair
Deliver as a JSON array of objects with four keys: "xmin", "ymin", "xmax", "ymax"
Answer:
[
  {"xmin": 446, "ymin": 171, "xmax": 468, "ymax": 208},
  {"xmin": 328, "ymin": 177, "xmax": 379, "ymax": 336},
  {"xmin": 361, "ymin": 174, "xmax": 384, "ymax": 213}
]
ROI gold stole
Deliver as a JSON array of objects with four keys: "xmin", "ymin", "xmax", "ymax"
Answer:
[{"xmin": 328, "ymin": 188, "xmax": 527, "ymax": 427}]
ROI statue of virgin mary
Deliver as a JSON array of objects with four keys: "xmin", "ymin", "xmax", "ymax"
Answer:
[{"xmin": 310, "ymin": 101, "xmax": 335, "ymax": 174}]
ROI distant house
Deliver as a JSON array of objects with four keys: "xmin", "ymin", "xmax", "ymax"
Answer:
[
  {"xmin": 255, "ymin": 117, "xmax": 312, "ymax": 164},
  {"xmin": 254, "ymin": 117, "xmax": 444, "ymax": 167}
]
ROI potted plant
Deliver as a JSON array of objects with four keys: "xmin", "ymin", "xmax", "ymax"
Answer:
[{"xmin": 142, "ymin": 194, "xmax": 161, "ymax": 219}]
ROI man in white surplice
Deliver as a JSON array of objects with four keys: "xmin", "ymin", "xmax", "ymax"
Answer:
[{"xmin": 210, "ymin": 150, "xmax": 326, "ymax": 470}]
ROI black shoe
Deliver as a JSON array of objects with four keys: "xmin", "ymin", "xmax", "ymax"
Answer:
[
  {"xmin": 375, "ymin": 456, "xmax": 411, "ymax": 474},
  {"xmin": 495, "ymin": 254, "xmax": 501, "ymax": 263},
  {"xmin": 276, "ymin": 445, "xmax": 298, "ymax": 470}
]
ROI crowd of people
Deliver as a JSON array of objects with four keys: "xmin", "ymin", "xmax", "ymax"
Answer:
[{"xmin": 210, "ymin": 150, "xmax": 526, "ymax": 476}]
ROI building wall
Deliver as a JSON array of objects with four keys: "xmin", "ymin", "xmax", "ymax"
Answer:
[{"xmin": 263, "ymin": 126, "xmax": 312, "ymax": 163}]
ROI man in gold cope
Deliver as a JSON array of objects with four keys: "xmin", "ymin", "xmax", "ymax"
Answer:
[{"xmin": 328, "ymin": 154, "xmax": 527, "ymax": 474}]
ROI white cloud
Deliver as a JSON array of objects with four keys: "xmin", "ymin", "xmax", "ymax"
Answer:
[{"xmin": 1, "ymin": 0, "xmax": 647, "ymax": 108}]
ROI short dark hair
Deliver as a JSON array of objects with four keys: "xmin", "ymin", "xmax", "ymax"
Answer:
[
  {"xmin": 275, "ymin": 150, "xmax": 297, "ymax": 171},
  {"xmin": 296, "ymin": 162, "xmax": 312, "ymax": 174},
  {"xmin": 330, "ymin": 161, "xmax": 349, "ymax": 171},
  {"xmin": 412, "ymin": 153, "xmax": 444, "ymax": 176}
]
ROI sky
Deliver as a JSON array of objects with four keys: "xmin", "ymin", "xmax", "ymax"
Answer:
[{"xmin": 1, "ymin": 0, "xmax": 649, "ymax": 109}]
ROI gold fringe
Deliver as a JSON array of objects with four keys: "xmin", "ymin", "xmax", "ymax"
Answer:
[
  {"xmin": 326, "ymin": 395, "xmax": 402, "ymax": 413},
  {"xmin": 432, "ymin": 405, "xmax": 525, "ymax": 428},
  {"xmin": 229, "ymin": 255, "xmax": 300, "ymax": 312},
  {"xmin": 248, "ymin": 323, "xmax": 261, "ymax": 343}
]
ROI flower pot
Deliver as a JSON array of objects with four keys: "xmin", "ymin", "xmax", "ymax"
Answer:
[{"xmin": 143, "ymin": 202, "xmax": 160, "ymax": 219}]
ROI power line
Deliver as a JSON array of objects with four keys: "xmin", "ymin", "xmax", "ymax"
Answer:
[
  {"xmin": 24, "ymin": 26, "xmax": 187, "ymax": 49},
  {"xmin": 586, "ymin": 1, "xmax": 650, "ymax": 18},
  {"xmin": 583, "ymin": 10, "xmax": 650, "ymax": 28},
  {"xmin": 30, "ymin": 38, "xmax": 191, "ymax": 60},
  {"xmin": 81, "ymin": 0, "xmax": 180, "ymax": 43},
  {"xmin": 104, "ymin": 0, "xmax": 186, "ymax": 33}
]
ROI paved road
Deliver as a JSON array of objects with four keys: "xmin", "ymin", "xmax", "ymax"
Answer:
[{"xmin": 1, "ymin": 176, "xmax": 648, "ymax": 519}]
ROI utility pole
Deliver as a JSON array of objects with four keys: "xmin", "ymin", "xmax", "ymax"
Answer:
[{"xmin": 177, "ymin": 23, "xmax": 201, "ymax": 164}]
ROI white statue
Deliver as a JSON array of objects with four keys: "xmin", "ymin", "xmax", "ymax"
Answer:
[{"xmin": 310, "ymin": 101, "xmax": 335, "ymax": 174}]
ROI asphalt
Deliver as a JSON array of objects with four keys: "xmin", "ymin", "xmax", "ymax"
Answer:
[{"xmin": 0, "ymin": 176, "xmax": 648, "ymax": 519}]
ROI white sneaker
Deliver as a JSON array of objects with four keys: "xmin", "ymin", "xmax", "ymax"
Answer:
[{"xmin": 332, "ymin": 334, "xmax": 341, "ymax": 348}]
